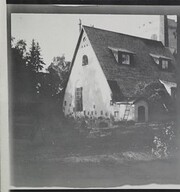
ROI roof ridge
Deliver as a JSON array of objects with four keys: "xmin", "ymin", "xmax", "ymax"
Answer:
[{"xmin": 82, "ymin": 25, "xmax": 162, "ymax": 44}]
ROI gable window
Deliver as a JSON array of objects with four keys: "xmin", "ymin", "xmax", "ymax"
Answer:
[
  {"xmin": 122, "ymin": 54, "xmax": 130, "ymax": 65},
  {"xmin": 75, "ymin": 87, "xmax": 83, "ymax": 111},
  {"xmin": 114, "ymin": 111, "xmax": 119, "ymax": 117},
  {"xmin": 162, "ymin": 59, "xmax": 169, "ymax": 70},
  {"xmin": 82, "ymin": 55, "xmax": 88, "ymax": 66},
  {"xmin": 109, "ymin": 47, "xmax": 134, "ymax": 66},
  {"xmin": 118, "ymin": 52, "xmax": 132, "ymax": 65},
  {"xmin": 150, "ymin": 54, "xmax": 171, "ymax": 71}
]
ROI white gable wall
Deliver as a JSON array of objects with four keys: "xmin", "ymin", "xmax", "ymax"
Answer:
[{"xmin": 63, "ymin": 30, "xmax": 113, "ymax": 118}]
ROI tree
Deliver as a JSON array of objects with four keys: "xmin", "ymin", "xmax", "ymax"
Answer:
[
  {"xmin": 46, "ymin": 55, "xmax": 71, "ymax": 98},
  {"xmin": 11, "ymin": 38, "xmax": 38, "ymax": 105},
  {"xmin": 15, "ymin": 39, "xmax": 27, "ymax": 59},
  {"xmin": 27, "ymin": 39, "xmax": 45, "ymax": 72}
]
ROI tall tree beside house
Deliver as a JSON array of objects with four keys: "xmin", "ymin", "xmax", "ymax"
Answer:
[
  {"xmin": 11, "ymin": 38, "xmax": 46, "ymax": 140},
  {"xmin": 11, "ymin": 38, "xmax": 38, "ymax": 113},
  {"xmin": 27, "ymin": 39, "xmax": 45, "ymax": 72}
]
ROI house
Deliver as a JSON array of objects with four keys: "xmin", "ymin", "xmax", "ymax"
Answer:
[{"xmin": 63, "ymin": 25, "xmax": 177, "ymax": 122}]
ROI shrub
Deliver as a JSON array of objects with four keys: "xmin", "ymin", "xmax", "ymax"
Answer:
[
  {"xmin": 151, "ymin": 121, "xmax": 176, "ymax": 158},
  {"xmin": 99, "ymin": 121, "xmax": 108, "ymax": 128}
]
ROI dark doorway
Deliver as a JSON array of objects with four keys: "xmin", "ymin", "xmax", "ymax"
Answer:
[{"xmin": 138, "ymin": 106, "xmax": 145, "ymax": 122}]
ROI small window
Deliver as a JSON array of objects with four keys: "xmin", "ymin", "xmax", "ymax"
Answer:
[
  {"xmin": 95, "ymin": 111, "xmax": 97, "ymax": 115},
  {"xmin": 105, "ymin": 112, "xmax": 108, "ymax": 116},
  {"xmin": 122, "ymin": 54, "xmax": 130, "ymax": 65},
  {"xmin": 87, "ymin": 111, "xmax": 90, "ymax": 115},
  {"xmin": 75, "ymin": 87, "xmax": 83, "ymax": 111},
  {"xmin": 93, "ymin": 105, "xmax": 95, "ymax": 109},
  {"xmin": 114, "ymin": 111, "xmax": 119, "ymax": 117},
  {"xmin": 82, "ymin": 55, "xmax": 88, "ymax": 66},
  {"xmin": 84, "ymin": 110, "xmax": 86, "ymax": 115},
  {"xmin": 91, "ymin": 111, "xmax": 93, "ymax": 115},
  {"xmin": 101, "ymin": 111, "xmax": 103, "ymax": 115},
  {"xmin": 64, "ymin": 101, "xmax": 67, "ymax": 106},
  {"xmin": 110, "ymin": 100, "xmax": 113, "ymax": 106},
  {"xmin": 162, "ymin": 59, "xmax": 169, "ymax": 70}
]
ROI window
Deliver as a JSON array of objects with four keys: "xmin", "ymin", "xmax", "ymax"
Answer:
[
  {"xmin": 75, "ymin": 87, "xmax": 83, "ymax": 111},
  {"xmin": 91, "ymin": 111, "xmax": 93, "ymax": 115},
  {"xmin": 83, "ymin": 37, "xmax": 86, "ymax": 42},
  {"xmin": 64, "ymin": 101, "xmax": 67, "ymax": 106},
  {"xmin": 109, "ymin": 47, "xmax": 133, "ymax": 65},
  {"xmin": 82, "ymin": 55, "xmax": 88, "ymax": 66},
  {"xmin": 101, "ymin": 111, "xmax": 103, "ymax": 115},
  {"xmin": 118, "ymin": 52, "xmax": 132, "ymax": 65},
  {"xmin": 122, "ymin": 54, "xmax": 130, "ymax": 65},
  {"xmin": 151, "ymin": 54, "xmax": 171, "ymax": 71},
  {"xmin": 162, "ymin": 59, "xmax": 169, "ymax": 70},
  {"xmin": 114, "ymin": 111, "xmax": 119, "ymax": 117},
  {"xmin": 84, "ymin": 110, "xmax": 86, "ymax": 115}
]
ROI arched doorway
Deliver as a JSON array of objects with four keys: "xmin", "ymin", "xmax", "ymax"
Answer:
[{"xmin": 138, "ymin": 106, "xmax": 145, "ymax": 122}]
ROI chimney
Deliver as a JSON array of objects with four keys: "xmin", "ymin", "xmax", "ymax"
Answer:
[
  {"xmin": 164, "ymin": 15, "xmax": 169, "ymax": 47},
  {"xmin": 79, "ymin": 19, "xmax": 82, "ymax": 33},
  {"xmin": 159, "ymin": 15, "xmax": 169, "ymax": 47}
]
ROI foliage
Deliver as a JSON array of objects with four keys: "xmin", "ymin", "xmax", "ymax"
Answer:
[
  {"xmin": 151, "ymin": 121, "xmax": 176, "ymax": 158},
  {"xmin": 27, "ymin": 39, "xmax": 45, "ymax": 72},
  {"xmin": 11, "ymin": 36, "xmax": 73, "ymax": 143},
  {"xmin": 47, "ymin": 56, "xmax": 70, "ymax": 89},
  {"xmin": 11, "ymin": 39, "xmax": 37, "ymax": 104},
  {"xmin": 37, "ymin": 55, "xmax": 71, "ymax": 105}
]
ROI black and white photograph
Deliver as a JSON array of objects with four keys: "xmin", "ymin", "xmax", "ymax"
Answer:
[{"xmin": 3, "ymin": 3, "xmax": 180, "ymax": 190}]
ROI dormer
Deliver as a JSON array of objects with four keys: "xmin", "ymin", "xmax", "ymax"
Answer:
[
  {"xmin": 150, "ymin": 53, "xmax": 172, "ymax": 71},
  {"xmin": 109, "ymin": 47, "xmax": 135, "ymax": 66}
]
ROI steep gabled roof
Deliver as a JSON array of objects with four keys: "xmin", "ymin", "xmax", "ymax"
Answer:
[{"xmin": 83, "ymin": 25, "xmax": 176, "ymax": 98}]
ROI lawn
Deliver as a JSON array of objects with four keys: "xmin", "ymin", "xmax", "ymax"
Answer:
[{"xmin": 11, "ymin": 119, "xmax": 180, "ymax": 187}]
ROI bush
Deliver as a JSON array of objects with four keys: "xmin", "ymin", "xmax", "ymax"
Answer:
[
  {"xmin": 99, "ymin": 121, "xmax": 109, "ymax": 128},
  {"xmin": 151, "ymin": 121, "xmax": 177, "ymax": 158}
]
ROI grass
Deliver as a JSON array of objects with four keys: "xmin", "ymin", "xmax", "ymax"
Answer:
[{"xmin": 11, "ymin": 115, "xmax": 180, "ymax": 187}]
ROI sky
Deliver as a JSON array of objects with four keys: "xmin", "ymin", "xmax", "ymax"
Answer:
[{"xmin": 11, "ymin": 14, "xmax": 176, "ymax": 70}]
